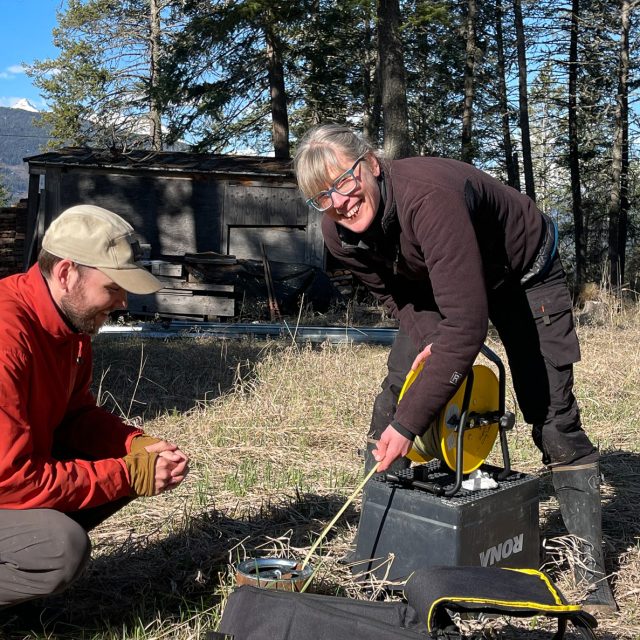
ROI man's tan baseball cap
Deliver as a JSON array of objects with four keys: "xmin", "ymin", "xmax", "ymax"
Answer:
[{"xmin": 42, "ymin": 204, "xmax": 162, "ymax": 295}]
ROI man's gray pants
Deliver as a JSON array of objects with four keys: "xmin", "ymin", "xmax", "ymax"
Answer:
[{"xmin": 0, "ymin": 499, "xmax": 129, "ymax": 608}]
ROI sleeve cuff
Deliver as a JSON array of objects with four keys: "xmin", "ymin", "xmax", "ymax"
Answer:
[{"xmin": 390, "ymin": 420, "xmax": 417, "ymax": 441}]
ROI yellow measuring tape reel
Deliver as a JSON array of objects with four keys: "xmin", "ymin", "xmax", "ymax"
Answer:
[{"xmin": 400, "ymin": 362, "xmax": 500, "ymax": 474}]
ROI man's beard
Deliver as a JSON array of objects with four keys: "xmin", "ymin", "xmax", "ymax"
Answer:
[{"xmin": 59, "ymin": 281, "xmax": 107, "ymax": 335}]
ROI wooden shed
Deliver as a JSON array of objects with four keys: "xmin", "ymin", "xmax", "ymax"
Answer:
[
  {"xmin": 23, "ymin": 148, "xmax": 324, "ymax": 270},
  {"xmin": 24, "ymin": 148, "xmax": 325, "ymax": 316}
]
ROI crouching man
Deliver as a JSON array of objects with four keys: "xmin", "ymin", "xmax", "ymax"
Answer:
[{"xmin": 0, "ymin": 204, "xmax": 189, "ymax": 608}]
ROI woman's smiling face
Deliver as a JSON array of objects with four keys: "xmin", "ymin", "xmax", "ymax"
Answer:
[{"xmin": 321, "ymin": 151, "xmax": 381, "ymax": 234}]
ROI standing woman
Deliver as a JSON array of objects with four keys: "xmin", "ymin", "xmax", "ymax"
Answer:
[{"xmin": 293, "ymin": 123, "xmax": 615, "ymax": 613}]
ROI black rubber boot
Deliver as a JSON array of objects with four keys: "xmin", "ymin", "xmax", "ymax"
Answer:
[
  {"xmin": 552, "ymin": 462, "xmax": 617, "ymax": 614},
  {"xmin": 339, "ymin": 441, "xmax": 410, "ymax": 565}
]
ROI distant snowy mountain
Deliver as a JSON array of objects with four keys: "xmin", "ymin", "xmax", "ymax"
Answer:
[
  {"xmin": 0, "ymin": 105, "xmax": 50, "ymax": 202},
  {"xmin": 11, "ymin": 98, "xmax": 39, "ymax": 113}
]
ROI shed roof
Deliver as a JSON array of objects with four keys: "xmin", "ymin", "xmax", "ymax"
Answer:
[{"xmin": 24, "ymin": 148, "xmax": 295, "ymax": 177}]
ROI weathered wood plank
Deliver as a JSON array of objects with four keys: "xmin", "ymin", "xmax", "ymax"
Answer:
[
  {"xmin": 157, "ymin": 288, "xmax": 193, "ymax": 296},
  {"xmin": 228, "ymin": 226, "xmax": 306, "ymax": 263},
  {"xmin": 24, "ymin": 173, "xmax": 41, "ymax": 269},
  {"xmin": 150, "ymin": 261, "xmax": 184, "ymax": 277},
  {"xmin": 224, "ymin": 183, "xmax": 304, "ymax": 227},
  {"xmin": 127, "ymin": 292, "xmax": 235, "ymax": 317},
  {"xmin": 155, "ymin": 275, "xmax": 234, "ymax": 293}
]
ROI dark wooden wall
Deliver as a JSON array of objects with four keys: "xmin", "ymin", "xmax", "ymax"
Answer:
[
  {"xmin": 35, "ymin": 167, "xmax": 324, "ymax": 268},
  {"xmin": 56, "ymin": 170, "xmax": 223, "ymax": 258},
  {"xmin": 223, "ymin": 180, "xmax": 322, "ymax": 265},
  {"xmin": 0, "ymin": 200, "xmax": 26, "ymax": 278}
]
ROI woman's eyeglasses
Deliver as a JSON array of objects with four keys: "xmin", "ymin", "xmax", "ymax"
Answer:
[{"xmin": 306, "ymin": 155, "xmax": 367, "ymax": 212}]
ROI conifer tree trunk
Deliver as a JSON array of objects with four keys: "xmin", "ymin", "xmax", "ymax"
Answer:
[
  {"xmin": 461, "ymin": 0, "xmax": 477, "ymax": 164},
  {"xmin": 608, "ymin": 0, "xmax": 631, "ymax": 286},
  {"xmin": 568, "ymin": 0, "xmax": 586, "ymax": 287},
  {"xmin": 363, "ymin": 3, "xmax": 382, "ymax": 145},
  {"xmin": 265, "ymin": 20, "xmax": 290, "ymax": 159},
  {"xmin": 377, "ymin": 0, "xmax": 411, "ymax": 158},
  {"xmin": 149, "ymin": 0, "xmax": 163, "ymax": 151},
  {"xmin": 495, "ymin": 0, "xmax": 518, "ymax": 187},
  {"xmin": 306, "ymin": 0, "xmax": 322, "ymax": 126},
  {"xmin": 363, "ymin": 54, "xmax": 382, "ymax": 144},
  {"xmin": 513, "ymin": 0, "xmax": 535, "ymax": 200}
]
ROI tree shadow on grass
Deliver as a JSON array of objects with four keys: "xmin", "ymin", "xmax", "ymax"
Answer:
[
  {"xmin": 91, "ymin": 335, "xmax": 278, "ymax": 418},
  {"xmin": 0, "ymin": 492, "xmax": 358, "ymax": 639},
  {"xmin": 598, "ymin": 450, "xmax": 640, "ymax": 572}
]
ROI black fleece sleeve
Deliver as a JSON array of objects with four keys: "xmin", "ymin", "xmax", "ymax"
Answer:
[{"xmin": 391, "ymin": 189, "xmax": 488, "ymax": 436}]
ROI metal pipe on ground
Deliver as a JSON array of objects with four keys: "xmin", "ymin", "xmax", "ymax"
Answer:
[{"xmin": 98, "ymin": 322, "xmax": 399, "ymax": 345}]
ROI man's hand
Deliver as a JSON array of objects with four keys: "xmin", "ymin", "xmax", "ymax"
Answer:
[
  {"xmin": 373, "ymin": 425, "xmax": 413, "ymax": 472},
  {"xmin": 145, "ymin": 440, "xmax": 189, "ymax": 493}
]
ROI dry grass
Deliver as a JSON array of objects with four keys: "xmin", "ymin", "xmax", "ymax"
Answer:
[{"xmin": 2, "ymin": 302, "xmax": 640, "ymax": 639}]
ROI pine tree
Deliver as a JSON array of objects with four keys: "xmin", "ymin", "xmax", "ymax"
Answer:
[
  {"xmin": 378, "ymin": 0, "xmax": 411, "ymax": 158},
  {"xmin": 608, "ymin": 0, "xmax": 632, "ymax": 286},
  {"xmin": 162, "ymin": 0, "xmax": 311, "ymax": 155},
  {"xmin": 28, "ymin": 0, "xmax": 175, "ymax": 150}
]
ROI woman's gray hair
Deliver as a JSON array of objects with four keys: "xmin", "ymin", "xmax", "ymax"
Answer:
[{"xmin": 293, "ymin": 124, "xmax": 381, "ymax": 198}]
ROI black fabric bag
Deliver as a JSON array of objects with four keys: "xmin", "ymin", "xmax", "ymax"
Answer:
[
  {"xmin": 209, "ymin": 567, "xmax": 598, "ymax": 640},
  {"xmin": 212, "ymin": 585, "xmax": 427, "ymax": 640},
  {"xmin": 404, "ymin": 566, "xmax": 598, "ymax": 640}
]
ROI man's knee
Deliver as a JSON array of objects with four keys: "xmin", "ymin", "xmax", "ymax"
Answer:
[
  {"xmin": 43, "ymin": 510, "xmax": 92, "ymax": 594},
  {"xmin": 0, "ymin": 510, "xmax": 91, "ymax": 606}
]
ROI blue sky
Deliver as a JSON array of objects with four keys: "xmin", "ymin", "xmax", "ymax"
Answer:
[{"xmin": 0, "ymin": 0, "xmax": 66, "ymax": 110}]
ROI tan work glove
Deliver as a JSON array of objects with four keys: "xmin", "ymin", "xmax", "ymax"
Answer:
[
  {"xmin": 122, "ymin": 451, "xmax": 159, "ymax": 497},
  {"xmin": 129, "ymin": 434, "xmax": 162, "ymax": 454}
]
